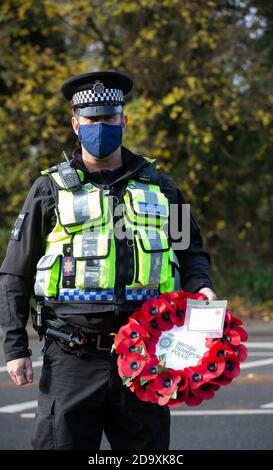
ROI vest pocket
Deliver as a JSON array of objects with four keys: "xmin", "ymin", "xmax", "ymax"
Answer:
[
  {"xmin": 73, "ymin": 231, "xmax": 115, "ymax": 289},
  {"xmin": 124, "ymin": 185, "xmax": 169, "ymax": 227},
  {"xmin": 57, "ymin": 187, "xmax": 110, "ymax": 233},
  {"xmin": 130, "ymin": 229, "xmax": 170, "ymax": 288},
  {"xmin": 34, "ymin": 254, "xmax": 61, "ymax": 297}
]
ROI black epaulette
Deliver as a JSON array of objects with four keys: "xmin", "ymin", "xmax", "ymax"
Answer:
[{"xmin": 136, "ymin": 156, "xmax": 160, "ymax": 185}]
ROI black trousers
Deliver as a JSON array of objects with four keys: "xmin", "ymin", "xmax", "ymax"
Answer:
[{"xmin": 32, "ymin": 340, "xmax": 170, "ymax": 450}]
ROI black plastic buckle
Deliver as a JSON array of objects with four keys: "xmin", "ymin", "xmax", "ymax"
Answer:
[{"xmin": 96, "ymin": 334, "xmax": 113, "ymax": 351}]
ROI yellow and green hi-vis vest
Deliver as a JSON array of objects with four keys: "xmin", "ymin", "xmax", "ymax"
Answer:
[{"xmin": 34, "ymin": 161, "xmax": 180, "ymax": 303}]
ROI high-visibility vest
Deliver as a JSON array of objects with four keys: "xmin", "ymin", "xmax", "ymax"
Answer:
[{"xmin": 34, "ymin": 161, "xmax": 180, "ymax": 303}]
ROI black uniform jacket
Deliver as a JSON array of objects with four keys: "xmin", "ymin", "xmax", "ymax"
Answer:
[{"xmin": 0, "ymin": 146, "xmax": 213, "ymax": 361}]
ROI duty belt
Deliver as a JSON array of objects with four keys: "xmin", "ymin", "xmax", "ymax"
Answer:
[{"xmin": 45, "ymin": 319, "xmax": 115, "ymax": 352}]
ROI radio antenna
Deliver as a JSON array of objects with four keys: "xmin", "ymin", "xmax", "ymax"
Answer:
[{"xmin": 62, "ymin": 150, "xmax": 70, "ymax": 163}]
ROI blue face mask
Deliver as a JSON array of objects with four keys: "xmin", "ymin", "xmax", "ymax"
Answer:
[{"xmin": 78, "ymin": 123, "xmax": 123, "ymax": 159}]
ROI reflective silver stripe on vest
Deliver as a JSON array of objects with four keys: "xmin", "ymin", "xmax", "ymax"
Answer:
[
  {"xmin": 34, "ymin": 271, "xmax": 46, "ymax": 297},
  {"xmin": 73, "ymin": 189, "xmax": 90, "ymax": 223},
  {"xmin": 84, "ymin": 262, "xmax": 101, "ymax": 288},
  {"xmin": 82, "ymin": 231, "xmax": 100, "ymax": 257},
  {"xmin": 34, "ymin": 254, "xmax": 60, "ymax": 297},
  {"xmin": 146, "ymin": 230, "xmax": 163, "ymax": 285}
]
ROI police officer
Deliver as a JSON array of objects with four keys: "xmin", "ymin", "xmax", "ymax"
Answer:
[{"xmin": 0, "ymin": 71, "xmax": 216, "ymax": 450}]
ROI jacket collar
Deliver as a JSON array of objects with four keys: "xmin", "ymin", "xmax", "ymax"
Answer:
[{"xmin": 71, "ymin": 146, "xmax": 149, "ymax": 185}]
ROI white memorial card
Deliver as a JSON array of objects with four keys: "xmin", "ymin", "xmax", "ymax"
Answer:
[{"xmin": 185, "ymin": 299, "xmax": 227, "ymax": 338}]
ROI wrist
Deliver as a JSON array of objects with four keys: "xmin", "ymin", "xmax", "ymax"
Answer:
[{"xmin": 5, "ymin": 347, "xmax": 32, "ymax": 363}]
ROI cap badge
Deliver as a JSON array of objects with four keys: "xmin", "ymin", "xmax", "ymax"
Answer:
[{"xmin": 92, "ymin": 80, "xmax": 105, "ymax": 94}]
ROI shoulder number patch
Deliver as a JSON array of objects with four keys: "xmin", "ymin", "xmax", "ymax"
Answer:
[{"xmin": 9, "ymin": 212, "xmax": 27, "ymax": 241}]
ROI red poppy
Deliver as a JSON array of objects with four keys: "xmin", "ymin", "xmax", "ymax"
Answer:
[
  {"xmin": 141, "ymin": 357, "xmax": 160, "ymax": 381},
  {"xmin": 202, "ymin": 342, "xmax": 234, "ymax": 364},
  {"xmin": 192, "ymin": 383, "xmax": 220, "ymax": 400},
  {"xmin": 210, "ymin": 371, "xmax": 233, "ymax": 386},
  {"xmin": 132, "ymin": 310, "xmax": 162, "ymax": 338},
  {"xmin": 176, "ymin": 291, "xmax": 208, "ymax": 301},
  {"xmin": 132, "ymin": 380, "xmax": 159, "ymax": 404},
  {"xmin": 141, "ymin": 317, "xmax": 162, "ymax": 338},
  {"xmin": 135, "ymin": 386, "xmax": 158, "ymax": 404},
  {"xmin": 223, "ymin": 354, "xmax": 240, "ymax": 379},
  {"xmin": 117, "ymin": 352, "xmax": 146, "ymax": 379},
  {"xmin": 116, "ymin": 338, "xmax": 147, "ymax": 356},
  {"xmin": 156, "ymin": 310, "xmax": 175, "ymax": 331},
  {"xmin": 229, "ymin": 311, "xmax": 243, "ymax": 326},
  {"xmin": 146, "ymin": 335, "xmax": 159, "ymax": 356},
  {"xmin": 201, "ymin": 356, "xmax": 228, "ymax": 378},
  {"xmin": 205, "ymin": 337, "xmax": 218, "ymax": 348},
  {"xmin": 162, "ymin": 372, "xmax": 189, "ymax": 406},
  {"xmin": 114, "ymin": 318, "xmax": 149, "ymax": 349},
  {"xmin": 186, "ymin": 361, "xmax": 225, "ymax": 389},
  {"xmin": 140, "ymin": 298, "xmax": 172, "ymax": 321},
  {"xmin": 157, "ymin": 394, "xmax": 173, "ymax": 406},
  {"xmin": 185, "ymin": 391, "xmax": 204, "ymax": 407},
  {"xmin": 145, "ymin": 300, "xmax": 175, "ymax": 332},
  {"xmin": 154, "ymin": 370, "xmax": 181, "ymax": 395},
  {"xmin": 130, "ymin": 309, "xmax": 145, "ymax": 323},
  {"xmin": 168, "ymin": 387, "xmax": 189, "ymax": 408},
  {"xmin": 160, "ymin": 291, "xmax": 182, "ymax": 304},
  {"xmin": 177, "ymin": 371, "xmax": 189, "ymax": 391},
  {"xmin": 170, "ymin": 299, "xmax": 187, "ymax": 327},
  {"xmin": 221, "ymin": 329, "xmax": 241, "ymax": 347},
  {"xmin": 235, "ymin": 343, "xmax": 248, "ymax": 362},
  {"xmin": 129, "ymin": 377, "xmax": 142, "ymax": 392},
  {"xmin": 230, "ymin": 325, "xmax": 248, "ymax": 342}
]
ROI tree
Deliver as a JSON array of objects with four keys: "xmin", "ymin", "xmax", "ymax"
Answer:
[
  {"xmin": 0, "ymin": 0, "xmax": 89, "ymax": 253},
  {"xmin": 1, "ymin": 0, "xmax": 272, "ymax": 306}
]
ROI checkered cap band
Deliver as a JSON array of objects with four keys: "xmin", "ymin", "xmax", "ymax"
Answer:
[{"xmin": 72, "ymin": 88, "xmax": 124, "ymax": 106}]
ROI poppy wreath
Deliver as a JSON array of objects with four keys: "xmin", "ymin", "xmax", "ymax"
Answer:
[{"xmin": 114, "ymin": 290, "xmax": 248, "ymax": 408}]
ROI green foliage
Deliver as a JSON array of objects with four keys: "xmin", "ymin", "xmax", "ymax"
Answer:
[
  {"xmin": 214, "ymin": 264, "xmax": 273, "ymax": 303},
  {"xmin": 0, "ymin": 0, "xmax": 272, "ymax": 307},
  {"xmin": 0, "ymin": 0, "xmax": 90, "ymax": 246}
]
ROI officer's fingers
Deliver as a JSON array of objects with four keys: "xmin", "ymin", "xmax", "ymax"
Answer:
[
  {"xmin": 9, "ymin": 369, "xmax": 27, "ymax": 386},
  {"xmin": 25, "ymin": 360, "xmax": 33, "ymax": 384},
  {"xmin": 6, "ymin": 364, "xmax": 20, "ymax": 385},
  {"xmin": 11, "ymin": 366, "xmax": 28, "ymax": 386},
  {"xmin": 9, "ymin": 371, "xmax": 19, "ymax": 386},
  {"xmin": 16, "ymin": 371, "xmax": 28, "ymax": 386},
  {"xmin": 7, "ymin": 358, "xmax": 31, "ymax": 386},
  {"xmin": 198, "ymin": 287, "xmax": 218, "ymax": 301}
]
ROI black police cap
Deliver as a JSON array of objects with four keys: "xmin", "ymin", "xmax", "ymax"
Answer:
[{"xmin": 60, "ymin": 71, "xmax": 133, "ymax": 117}]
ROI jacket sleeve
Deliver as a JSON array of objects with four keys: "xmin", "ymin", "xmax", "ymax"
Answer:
[
  {"xmin": 158, "ymin": 171, "xmax": 214, "ymax": 293},
  {"xmin": 0, "ymin": 274, "xmax": 33, "ymax": 361},
  {"xmin": 0, "ymin": 176, "xmax": 55, "ymax": 361}
]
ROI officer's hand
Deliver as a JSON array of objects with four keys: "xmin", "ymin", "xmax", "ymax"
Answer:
[
  {"xmin": 7, "ymin": 357, "xmax": 33, "ymax": 386},
  {"xmin": 198, "ymin": 287, "xmax": 217, "ymax": 301}
]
